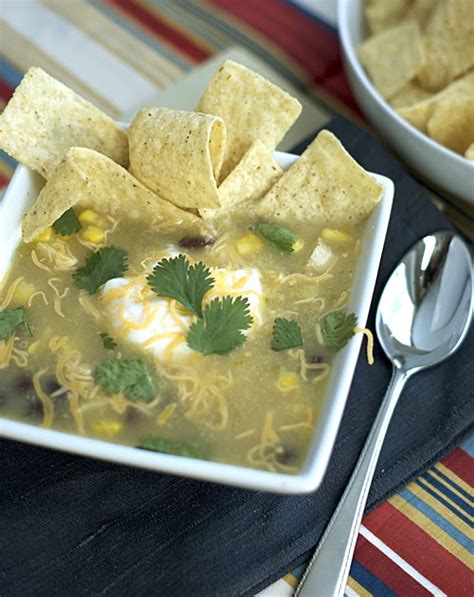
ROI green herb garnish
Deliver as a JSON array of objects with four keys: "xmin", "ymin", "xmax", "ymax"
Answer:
[
  {"xmin": 147, "ymin": 254, "xmax": 214, "ymax": 318},
  {"xmin": 321, "ymin": 311, "xmax": 357, "ymax": 351},
  {"xmin": 52, "ymin": 208, "xmax": 82, "ymax": 236},
  {"xmin": 139, "ymin": 436, "xmax": 206, "ymax": 459},
  {"xmin": 99, "ymin": 332, "xmax": 117, "ymax": 350},
  {"xmin": 256, "ymin": 223, "xmax": 300, "ymax": 254},
  {"xmin": 139, "ymin": 436, "xmax": 173, "ymax": 453},
  {"xmin": 95, "ymin": 357, "xmax": 157, "ymax": 402},
  {"xmin": 271, "ymin": 317, "xmax": 303, "ymax": 351},
  {"xmin": 0, "ymin": 307, "xmax": 32, "ymax": 340},
  {"xmin": 72, "ymin": 246, "xmax": 128, "ymax": 294},
  {"xmin": 187, "ymin": 296, "xmax": 253, "ymax": 356}
]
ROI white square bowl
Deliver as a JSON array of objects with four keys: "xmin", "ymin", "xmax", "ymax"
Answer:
[{"xmin": 0, "ymin": 153, "xmax": 393, "ymax": 494}]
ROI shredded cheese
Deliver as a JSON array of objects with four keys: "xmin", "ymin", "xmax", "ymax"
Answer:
[
  {"xmin": 32, "ymin": 368, "xmax": 54, "ymax": 428},
  {"xmin": 354, "ymin": 327, "xmax": 375, "ymax": 365},
  {"xmin": 31, "ymin": 249, "xmax": 52, "ymax": 272},
  {"xmin": 0, "ymin": 276, "xmax": 25, "ymax": 309}
]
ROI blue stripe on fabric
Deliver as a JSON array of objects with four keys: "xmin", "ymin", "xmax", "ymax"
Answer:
[
  {"xmin": 415, "ymin": 479, "xmax": 472, "ymax": 526},
  {"xmin": 286, "ymin": 0, "xmax": 337, "ymax": 34},
  {"xmin": 0, "ymin": 150, "xmax": 17, "ymax": 170},
  {"xmin": 84, "ymin": 0, "xmax": 192, "ymax": 70},
  {"xmin": 422, "ymin": 472, "xmax": 474, "ymax": 517},
  {"xmin": 172, "ymin": 0, "xmax": 303, "ymax": 88},
  {"xmin": 350, "ymin": 560, "xmax": 397, "ymax": 597},
  {"xmin": 434, "ymin": 467, "xmax": 474, "ymax": 503},
  {"xmin": 460, "ymin": 433, "xmax": 474, "ymax": 457},
  {"xmin": 399, "ymin": 488, "xmax": 472, "ymax": 550},
  {"xmin": 0, "ymin": 57, "xmax": 23, "ymax": 88}
]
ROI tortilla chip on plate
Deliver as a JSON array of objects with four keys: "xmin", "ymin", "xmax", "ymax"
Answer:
[
  {"xmin": 22, "ymin": 147, "xmax": 198, "ymax": 242},
  {"xmin": 128, "ymin": 107, "xmax": 225, "ymax": 210},
  {"xmin": 366, "ymin": 0, "xmax": 411, "ymax": 34},
  {"xmin": 427, "ymin": 97, "xmax": 474, "ymax": 154},
  {"xmin": 416, "ymin": 0, "xmax": 474, "ymax": 91},
  {"xmin": 256, "ymin": 130, "xmax": 383, "ymax": 226},
  {"xmin": 196, "ymin": 60, "xmax": 302, "ymax": 180},
  {"xmin": 398, "ymin": 70, "xmax": 474, "ymax": 132},
  {"xmin": 358, "ymin": 20, "xmax": 424, "ymax": 99},
  {"xmin": 0, "ymin": 67, "xmax": 128, "ymax": 179},
  {"xmin": 465, "ymin": 143, "xmax": 474, "ymax": 160}
]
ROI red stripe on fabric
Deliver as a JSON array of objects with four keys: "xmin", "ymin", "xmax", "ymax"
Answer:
[
  {"xmin": 106, "ymin": 0, "xmax": 211, "ymax": 62},
  {"xmin": 354, "ymin": 534, "xmax": 431, "ymax": 596},
  {"xmin": 207, "ymin": 0, "xmax": 359, "ymax": 113},
  {"xmin": 441, "ymin": 449, "xmax": 474, "ymax": 486},
  {"xmin": 0, "ymin": 79, "xmax": 14, "ymax": 102},
  {"xmin": 364, "ymin": 502, "xmax": 472, "ymax": 594},
  {"xmin": 0, "ymin": 173, "xmax": 11, "ymax": 188}
]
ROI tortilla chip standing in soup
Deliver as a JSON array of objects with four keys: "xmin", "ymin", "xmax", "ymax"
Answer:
[{"xmin": 0, "ymin": 62, "xmax": 380, "ymax": 474}]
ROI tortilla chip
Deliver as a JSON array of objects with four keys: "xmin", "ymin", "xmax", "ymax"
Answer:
[
  {"xmin": 389, "ymin": 81, "xmax": 432, "ymax": 108},
  {"xmin": 398, "ymin": 70, "xmax": 474, "ymax": 132},
  {"xmin": 0, "ymin": 67, "xmax": 128, "ymax": 179},
  {"xmin": 427, "ymin": 97, "xmax": 474, "ymax": 154},
  {"xmin": 366, "ymin": 0, "xmax": 411, "ymax": 34},
  {"xmin": 199, "ymin": 140, "xmax": 282, "ymax": 221},
  {"xmin": 22, "ymin": 148, "xmax": 199, "ymax": 242},
  {"xmin": 196, "ymin": 60, "xmax": 302, "ymax": 180},
  {"xmin": 465, "ymin": 143, "xmax": 474, "ymax": 160},
  {"xmin": 358, "ymin": 21, "xmax": 424, "ymax": 99},
  {"xmin": 256, "ymin": 130, "xmax": 383, "ymax": 227},
  {"xmin": 416, "ymin": 0, "xmax": 474, "ymax": 90},
  {"xmin": 128, "ymin": 107, "xmax": 225, "ymax": 210},
  {"xmin": 406, "ymin": 0, "xmax": 440, "ymax": 30}
]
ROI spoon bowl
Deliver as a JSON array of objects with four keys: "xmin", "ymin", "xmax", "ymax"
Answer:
[{"xmin": 376, "ymin": 232, "xmax": 473, "ymax": 374}]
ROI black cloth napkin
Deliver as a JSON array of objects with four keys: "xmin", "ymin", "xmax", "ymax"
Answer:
[{"xmin": 1, "ymin": 116, "xmax": 472, "ymax": 597}]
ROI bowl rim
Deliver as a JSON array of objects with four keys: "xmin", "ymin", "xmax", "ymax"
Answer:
[
  {"xmin": 0, "ymin": 153, "xmax": 394, "ymax": 494},
  {"xmin": 337, "ymin": 0, "xmax": 474, "ymax": 170}
]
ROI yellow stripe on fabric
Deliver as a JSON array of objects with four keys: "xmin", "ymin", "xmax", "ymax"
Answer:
[
  {"xmin": 282, "ymin": 573, "xmax": 298, "ymax": 589},
  {"xmin": 389, "ymin": 494, "xmax": 473, "ymax": 569},
  {"xmin": 42, "ymin": 0, "xmax": 182, "ymax": 90},
  {"xmin": 199, "ymin": 0, "xmax": 311, "ymax": 85},
  {"xmin": 435, "ymin": 462, "xmax": 474, "ymax": 497},
  {"xmin": 137, "ymin": 0, "xmax": 215, "ymax": 61},
  {"xmin": 395, "ymin": 481, "xmax": 472, "ymax": 539},
  {"xmin": 1, "ymin": 21, "xmax": 119, "ymax": 117},
  {"xmin": 420, "ymin": 473, "xmax": 473, "ymax": 522},
  {"xmin": 347, "ymin": 575, "xmax": 373, "ymax": 597},
  {"xmin": 430, "ymin": 468, "xmax": 473, "ymax": 505},
  {"xmin": 158, "ymin": 0, "xmax": 234, "ymax": 51}
]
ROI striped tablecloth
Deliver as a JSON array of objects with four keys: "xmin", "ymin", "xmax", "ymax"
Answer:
[{"xmin": 0, "ymin": 2, "xmax": 472, "ymax": 595}]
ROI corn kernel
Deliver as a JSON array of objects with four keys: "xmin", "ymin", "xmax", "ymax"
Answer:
[
  {"xmin": 79, "ymin": 209, "xmax": 102, "ymax": 226},
  {"xmin": 13, "ymin": 280, "xmax": 35, "ymax": 304},
  {"xmin": 93, "ymin": 421, "xmax": 123, "ymax": 436},
  {"xmin": 82, "ymin": 225, "xmax": 105, "ymax": 244},
  {"xmin": 321, "ymin": 228, "xmax": 352, "ymax": 245},
  {"xmin": 292, "ymin": 237, "xmax": 304, "ymax": 253},
  {"xmin": 34, "ymin": 227, "xmax": 53, "ymax": 243},
  {"xmin": 277, "ymin": 370, "xmax": 300, "ymax": 392},
  {"xmin": 236, "ymin": 233, "xmax": 264, "ymax": 255}
]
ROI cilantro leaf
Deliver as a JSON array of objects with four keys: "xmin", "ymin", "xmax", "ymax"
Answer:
[
  {"xmin": 179, "ymin": 442, "xmax": 206, "ymax": 459},
  {"xmin": 52, "ymin": 208, "xmax": 82, "ymax": 236},
  {"xmin": 95, "ymin": 357, "xmax": 158, "ymax": 402},
  {"xmin": 271, "ymin": 318, "xmax": 303, "ymax": 351},
  {"xmin": 72, "ymin": 246, "xmax": 128, "ymax": 294},
  {"xmin": 256, "ymin": 223, "xmax": 299, "ymax": 254},
  {"xmin": 147, "ymin": 254, "xmax": 214, "ymax": 317},
  {"xmin": 99, "ymin": 332, "xmax": 117, "ymax": 350},
  {"xmin": 0, "ymin": 307, "xmax": 32, "ymax": 340},
  {"xmin": 321, "ymin": 311, "xmax": 357, "ymax": 351},
  {"xmin": 139, "ymin": 436, "xmax": 173, "ymax": 454},
  {"xmin": 187, "ymin": 296, "xmax": 253, "ymax": 356}
]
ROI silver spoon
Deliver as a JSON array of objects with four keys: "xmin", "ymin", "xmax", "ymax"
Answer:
[{"xmin": 296, "ymin": 231, "xmax": 473, "ymax": 597}]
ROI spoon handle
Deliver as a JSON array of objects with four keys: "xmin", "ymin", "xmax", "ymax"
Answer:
[{"xmin": 296, "ymin": 367, "xmax": 409, "ymax": 597}]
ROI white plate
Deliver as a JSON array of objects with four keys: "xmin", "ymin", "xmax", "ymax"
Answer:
[
  {"xmin": 338, "ymin": 0, "xmax": 474, "ymax": 207},
  {"xmin": 0, "ymin": 153, "xmax": 393, "ymax": 494}
]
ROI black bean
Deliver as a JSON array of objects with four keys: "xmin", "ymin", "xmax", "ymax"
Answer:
[
  {"xmin": 15, "ymin": 374, "xmax": 34, "ymax": 394},
  {"xmin": 274, "ymin": 445, "xmax": 295, "ymax": 465},
  {"xmin": 178, "ymin": 236, "xmax": 215, "ymax": 250}
]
